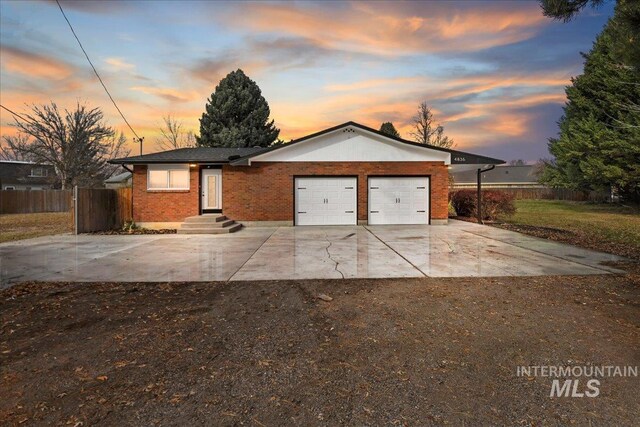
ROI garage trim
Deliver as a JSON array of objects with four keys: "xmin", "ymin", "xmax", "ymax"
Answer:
[
  {"xmin": 367, "ymin": 175, "xmax": 431, "ymax": 225},
  {"xmin": 293, "ymin": 175, "xmax": 359, "ymax": 226}
]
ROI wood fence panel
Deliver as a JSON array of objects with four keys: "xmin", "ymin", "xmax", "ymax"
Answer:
[
  {"xmin": 450, "ymin": 187, "xmax": 610, "ymax": 202},
  {"xmin": 74, "ymin": 187, "xmax": 133, "ymax": 233},
  {"xmin": 0, "ymin": 190, "xmax": 72, "ymax": 214}
]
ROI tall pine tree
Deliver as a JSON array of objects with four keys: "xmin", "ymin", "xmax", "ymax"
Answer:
[
  {"xmin": 540, "ymin": 5, "xmax": 640, "ymax": 201},
  {"xmin": 379, "ymin": 122, "xmax": 401, "ymax": 138},
  {"xmin": 198, "ymin": 69, "xmax": 280, "ymax": 147}
]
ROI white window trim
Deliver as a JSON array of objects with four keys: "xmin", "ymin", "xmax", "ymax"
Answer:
[
  {"xmin": 147, "ymin": 164, "xmax": 190, "ymax": 191},
  {"xmin": 29, "ymin": 168, "xmax": 47, "ymax": 177}
]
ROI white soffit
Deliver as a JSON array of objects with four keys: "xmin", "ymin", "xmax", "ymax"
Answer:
[{"xmin": 250, "ymin": 127, "xmax": 451, "ymax": 164}]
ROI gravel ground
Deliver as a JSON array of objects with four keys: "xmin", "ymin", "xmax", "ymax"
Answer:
[{"xmin": 1, "ymin": 271, "xmax": 639, "ymax": 426}]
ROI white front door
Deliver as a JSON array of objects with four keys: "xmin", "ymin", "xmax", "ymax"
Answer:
[
  {"xmin": 368, "ymin": 177, "xmax": 429, "ymax": 225},
  {"xmin": 295, "ymin": 177, "xmax": 357, "ymax": 225},
  {"xmin": 201, "ymin": 169, "xmax": 222, "ymax": 211}
]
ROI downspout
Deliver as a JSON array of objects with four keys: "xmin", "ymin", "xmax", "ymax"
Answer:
[
  {"xmin": 476, "ymin": 165, "xmax": 496, "ymax": 224},
  {"xmin": 121, "ymin": 164, "xmax": 134, "ymax": 222}
]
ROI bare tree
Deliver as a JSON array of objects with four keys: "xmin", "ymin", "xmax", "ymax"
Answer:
[
  {"xmin": 0, "ymin": 135, "xmax": 33, "ymax": 161},
  {"xmin": 103, "ymin": 132, "xmax": 130, "ymax": 178},
  {"xmin": 410, "ymin": 102, "xmax": 454, "ymax": 148},
  {"xmin": 6, "ymin": 102, "xmax": 130, "ymax": 189},
  {"xmin": 155, "ymin": 115, "xmax": 196, "ymax": 151},
  {"xmin": 509, "ymin": 159, "xmax": 527, "ymax": 166}
]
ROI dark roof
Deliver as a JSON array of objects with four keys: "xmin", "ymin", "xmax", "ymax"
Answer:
[
  {"xmin": 110, "ymin": 147, "xmax": 267, "ymax": 164},
  {"xmin": 230, "ymin": 121, "xmax": 505, "ymax": 166},
  {"xmin": 451, "ymin": 165, "xmax": 539, "ymax": 184},
  {"xmin": 109, "ymin": 122, "xmax": 505, "ymax": 166},
  {"xmin": 0, "ymin": 161, "xmax": 56, "ymax": 186}
]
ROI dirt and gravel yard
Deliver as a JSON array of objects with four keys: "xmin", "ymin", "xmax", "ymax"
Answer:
[
  {"xmin": 1, "ymin": 271, "xmax": 639, "ymax": 426},
  {"xmin": 0, "ymin": 213, "xmax": 72, "ymax": 243}
]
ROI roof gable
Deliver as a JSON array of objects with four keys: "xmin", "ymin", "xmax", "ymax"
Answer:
[
  {"xmin": 232, "ymin": 121, "xmax": 504, "ymax": 166},
  {"xmin": 249, "ymin": 124, "xmax": 451, "ymax": 164}
]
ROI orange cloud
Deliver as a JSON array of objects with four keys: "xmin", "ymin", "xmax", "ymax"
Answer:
[
  {"xmin": 224, "ymin": 2, "xmax": 549, "ymax": 55},
  {"xmin": 130, "ymin": 86, "xmax": 199, "ymax": 103},
  {"xmin": 0, "ymin": 45, "xmax": 75, "ymax": 80},
  {"xmin": 104, "ymin": 57, "xmax": 135, "ymax": 71}
]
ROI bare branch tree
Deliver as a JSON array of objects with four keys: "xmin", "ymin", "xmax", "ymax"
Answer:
[
  {"xmin": 0, "ymin": 135, "xmax": 34, "ymax": 161},
  {"xmin": 155, "ymin": 115, "xmax": 196, "ymax": 151},
  {"xmin": 103, "ymin": 132, "xmax": 130, "ymax": 178},
  {"xmin": 509, "ymin": 159, "xmax": 527, "ymax": 166},
  {"xmin": 410, "ymin": 102, "xmax": 454, "ymax": 148},
  {"xmin": 8, "ymin": 102, "xmax": 130, "ymax": 189}
]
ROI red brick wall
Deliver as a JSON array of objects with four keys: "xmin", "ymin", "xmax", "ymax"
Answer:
[
  {"xmin": 222, "ymin": 162, "xmax": 449, "ymax": 222},
  {"xmin": 132, "ymin": 165, "xmax": 199, "ymax": 222}
]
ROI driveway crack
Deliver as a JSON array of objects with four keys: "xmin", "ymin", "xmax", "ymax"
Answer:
[
  {"xmin": 324, "ymin": 233, "xmax": 345, "ymax": 279},
  {"xmin": 440, "ymin": 238, "xmax": 456, "ymax": 253}
]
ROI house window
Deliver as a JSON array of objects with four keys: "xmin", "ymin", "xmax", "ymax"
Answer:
[
  {"xmin": 30, "ymin": 167, "xmax": 47, "ymax": 177},
  {"xmin": 147, "ymin": 164, "xmax": 190, "ymax": 190}
]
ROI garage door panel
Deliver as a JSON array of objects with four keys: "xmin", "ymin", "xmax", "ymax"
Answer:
[
  {"xmin": 368, "ymin": 177, "xmax": 429, "ymax": 225},
  {"xmin": 295, "ymin": 177, "xmax": 357, "ymax": 226}
]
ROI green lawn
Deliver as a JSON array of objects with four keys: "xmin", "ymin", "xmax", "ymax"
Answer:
[
  {"xmin": 0, "ymin": 212, "xmax": 72, "ymax": 243},
  {"xmin": 499, "ymin": 200, "xmax": 640, "ymax": 258}
]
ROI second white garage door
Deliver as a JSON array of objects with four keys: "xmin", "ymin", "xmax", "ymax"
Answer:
[
  {"xmin": 368, "ymin": 177, "xmax": 430, "ymax": 225},
  {"xmin": 295, "ymin": 177, "xmax": 357, "ymax": 225}
]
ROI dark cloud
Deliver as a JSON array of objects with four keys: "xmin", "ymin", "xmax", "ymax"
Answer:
[
  {"xmin": 39, "ymin": 0, "xmax": 137, "ymax": 14},
  {"xmin": 187, "ymin": 36, "xmax": 372, "ymax": 84}
]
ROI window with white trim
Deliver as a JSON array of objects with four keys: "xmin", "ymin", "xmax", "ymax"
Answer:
[
  {"xmin": 30, "ymin": 167, "xmax": 47, "ymax": 177},
  {"xmin": 147, "ymin": 164, "xmax": 190, "ymax": 190}
]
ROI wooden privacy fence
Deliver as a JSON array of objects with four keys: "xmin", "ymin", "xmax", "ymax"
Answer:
[
  {"xmin": 451, "ymin": 187, "xmax": 611, "ymax": 202},
  {"xmin": 0, "ymin": 189, "xmax": 72, "ymax": 214},
  {"xmin": 73, "ymin": 187, "xmax": 133, "ymax": 233}
]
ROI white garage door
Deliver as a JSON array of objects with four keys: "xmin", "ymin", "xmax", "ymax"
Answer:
[
  {"xmin": 368, "ymin": 177, "xmax": 429, "ymax": 225},
  {"xmin": 295, "ymin": 177, "xmax": 357, "ymax": 225}
]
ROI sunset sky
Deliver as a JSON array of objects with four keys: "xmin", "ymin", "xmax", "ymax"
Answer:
[{"xmin": 0, "ymin": 0, "xmax": 614, "ymax": 161}]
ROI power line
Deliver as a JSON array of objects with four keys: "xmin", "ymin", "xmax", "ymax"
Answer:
[
  {"xmin": 54, "ymin": 0, "xmax": 142, "ymax": 143},
  {"xmin": 0, "ymin": 104, "xmax": 30, "ymax": 122}
]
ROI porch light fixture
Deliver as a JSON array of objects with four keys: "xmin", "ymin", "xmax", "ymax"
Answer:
[{"xmin": 189, "ymin": 164, "xmax": 197, "ymax": 167}]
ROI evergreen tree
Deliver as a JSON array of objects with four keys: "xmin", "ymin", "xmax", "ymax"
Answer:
[
  {"xmin": 540, "ymin": 0, "xmax": 639, "ymax": 70},
  {"xmin": 198, "ymin": 69, "xmax": 280, "ymax": 147},
  {"xmin": 379, "ymin": 122, "xmax": 401, "ymax": 138},
  {"xmin": 540, "ymin": 6, "xmax": 640, "ymax": 201}
]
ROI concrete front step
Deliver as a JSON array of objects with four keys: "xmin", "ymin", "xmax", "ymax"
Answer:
[
  {"xmin": 177, "ymin": 223, "xmax": 242, "ymax": 234},
  {"xmin": 183, "ymin": 214, "xmax": 227, "ymax": 224},
  {"xmin": 180, "ymin": 219, "xmax": 235, "ymax": 229}
]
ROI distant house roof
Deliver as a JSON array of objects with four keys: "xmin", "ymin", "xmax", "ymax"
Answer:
[
  {"xmin": 451, "ymin": 165, "xmax": 539, "ymax": 184},
  {"xmin": 110, "ymin": 147, "xmax": 267, "ymax": 164},
  {"xmin": 104, "ymin": 171, "xmax": 132, "ymax": 183}
]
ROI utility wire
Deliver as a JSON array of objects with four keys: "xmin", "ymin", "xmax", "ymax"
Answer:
[
  {"xmin": 0, "ymin": 104, "xmax": 30, "ymax": 122},
  {"xmin": 55, "ymin": 0, "xmax": 142, "ymax": 142}
]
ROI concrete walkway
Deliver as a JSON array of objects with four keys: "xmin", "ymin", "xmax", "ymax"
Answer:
[{"xmin": 0, "ymin": 220, "xmax": 625, "ymax": 286}]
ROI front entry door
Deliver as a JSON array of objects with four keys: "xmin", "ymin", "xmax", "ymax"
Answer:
[{"xmin": 201, "ymin": 169, "xmax": 222, "ymax": 212}]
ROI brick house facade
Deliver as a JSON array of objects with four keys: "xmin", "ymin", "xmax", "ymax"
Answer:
[
  {"xmin": 222, "ymin": 162, "xmax": 449, "ymax": 222},
  {"xmin": 113, "ymin": 122, "xmax": 503, "ymax": 227}
]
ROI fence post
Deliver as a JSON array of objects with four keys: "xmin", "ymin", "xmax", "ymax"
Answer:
[{"xmin": 73, "ymin": 185, "xmax": 78, "ymax": 235}]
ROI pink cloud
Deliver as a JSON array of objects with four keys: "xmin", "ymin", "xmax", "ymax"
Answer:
[{"xmin": 0, "ymin": 45, "xmax": 75, "ymax": 80}]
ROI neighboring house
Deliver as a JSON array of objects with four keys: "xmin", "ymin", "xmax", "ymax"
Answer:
[
  {"xmin": 110, "ymin": 121, "xmax": 504, "ymax": 230},
  {"xmin": 451, "ymin": 165, "xmax": 543, "ymax": 189},
  {"xmin": 0, "ymin": 160, "xmax": 56, "ymax": 190},
  {"xmin": 104, "ymin": 171, "xmax": 132, "ymax": 189}
]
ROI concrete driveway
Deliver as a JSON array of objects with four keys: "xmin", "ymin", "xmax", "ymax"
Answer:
[{"xmin": 0, "ymin": 220, "xmax": 624, "ymax": 286}]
